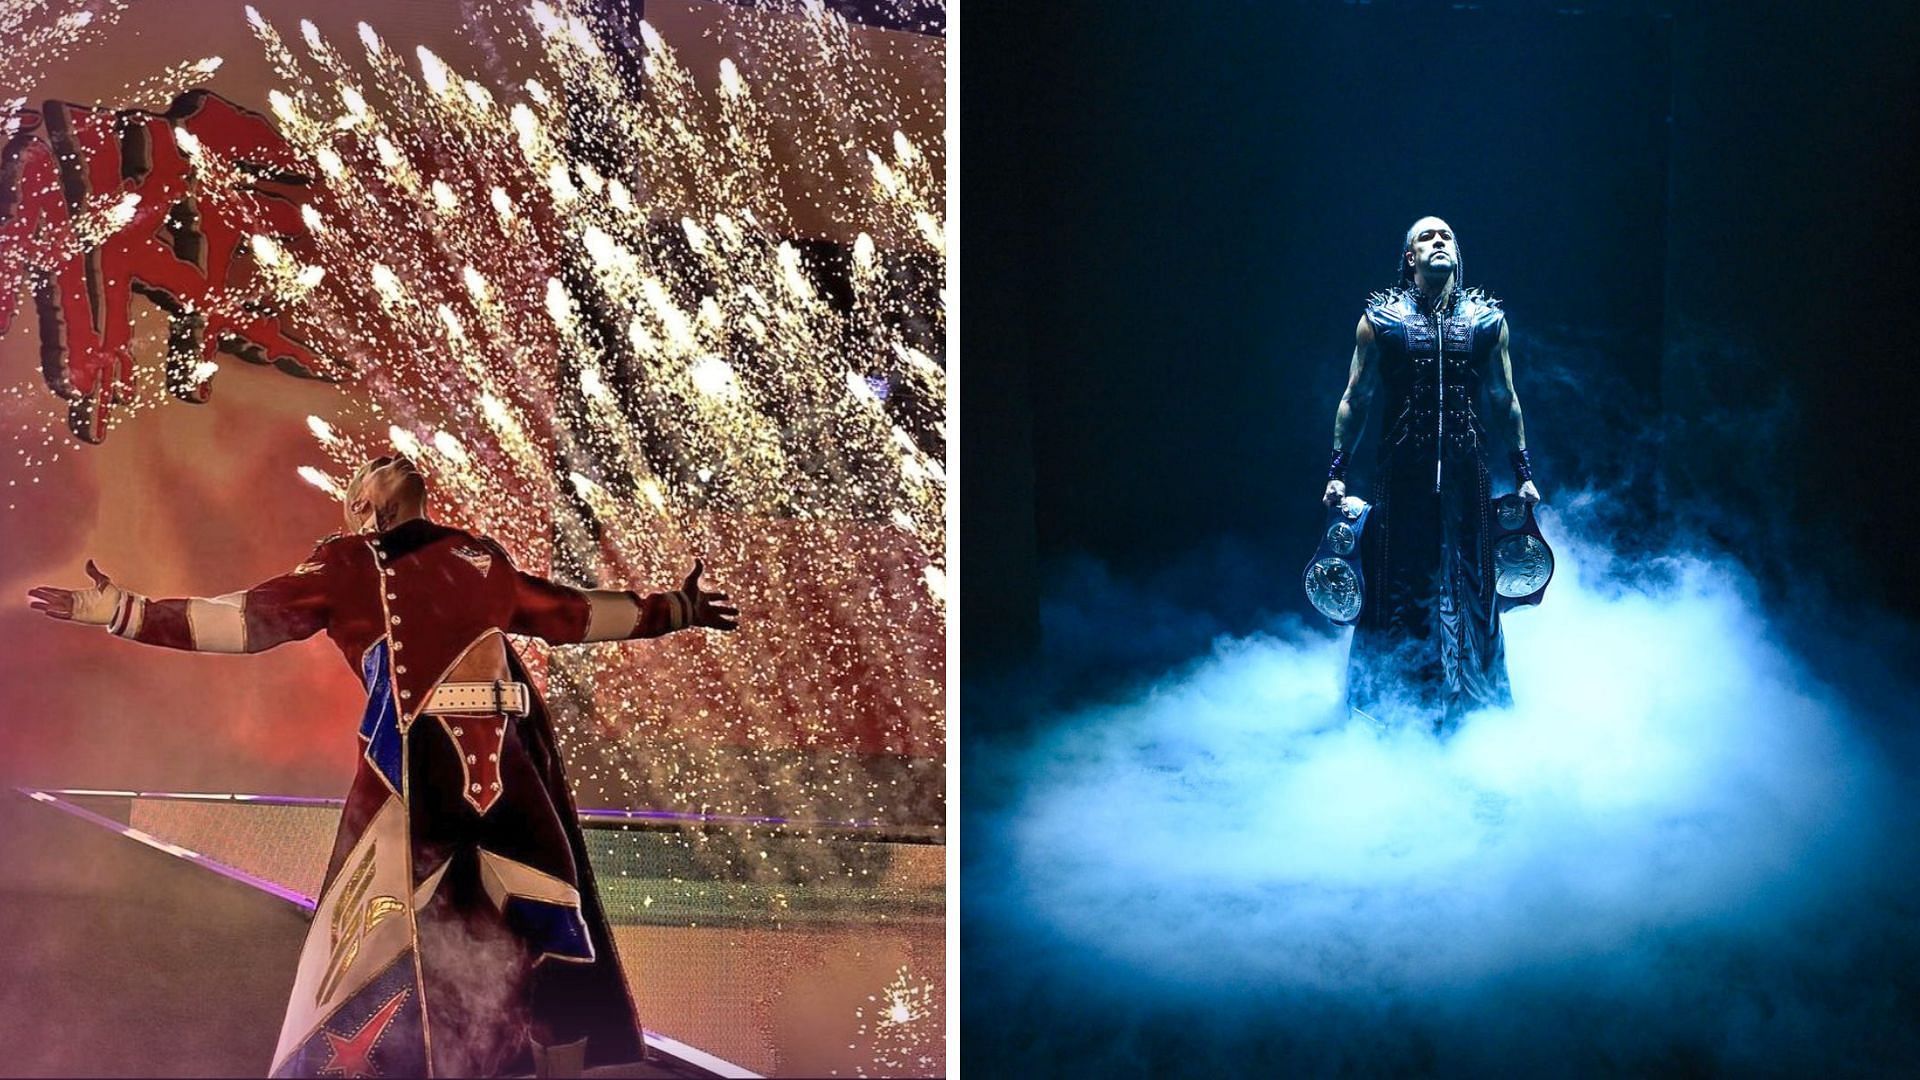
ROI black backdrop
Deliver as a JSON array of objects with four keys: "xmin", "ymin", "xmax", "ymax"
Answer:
[{"xmin": 963, "ymin": 0, "xmax": 1920, "ymax": 680}]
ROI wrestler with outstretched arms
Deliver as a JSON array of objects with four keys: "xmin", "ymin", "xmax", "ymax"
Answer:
[
  {"xmin": 27, "ymin": 453, "xmax": 737, "ymax": 1079},
  {"xmin": 28, "ymin": 453, "xmax": 738, "ymax": 651}
]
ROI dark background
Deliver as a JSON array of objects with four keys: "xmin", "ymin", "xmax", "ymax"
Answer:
[
  {"xmin": 962, "ymin": 0, "xmax": 1920, "ymax": 1074},
  {"xmin": 964, "ymin": 0, "xmax": 1920, "ymax": 681}
]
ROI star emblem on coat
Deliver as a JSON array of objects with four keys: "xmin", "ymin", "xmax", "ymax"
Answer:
[{"xmin": 317, "ymin": 986, "xmax": 410, "ymax": 1078}]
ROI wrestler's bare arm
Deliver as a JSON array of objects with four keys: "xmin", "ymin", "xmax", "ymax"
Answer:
[
  {"xmin": 1486, "ymin": 319, "xmax": 1541, "ymax": 502},
  {"xmin": 1487, "ymin": 318, "xmax": 1526, "ymax": 450},
  {"xmin": 1324, "ymin": 315, "xmax": 1379, "ymax": 505}
]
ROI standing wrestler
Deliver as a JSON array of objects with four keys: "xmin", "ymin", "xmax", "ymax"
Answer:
[
  {"xmin": 1322, "ymin": 217, "xmax": 1541, "ymax": 731},
  {"xmin": 28, "ymin": 453, "xmax": 738, "ymax": 1078}
]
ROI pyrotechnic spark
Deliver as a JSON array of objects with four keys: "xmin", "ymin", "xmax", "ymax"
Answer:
[
  {"xmin": 385, "ymin": 425, "xmax": 421, "ymax": 459},
  {"xmin": 431, "ymin": 430, "xmax": 468, "ymax": 465},
  {"xmin": 298, "ymin": 465, "xmax": 343, "ymax": 499},
  {"xmin": 844, "ymin": 965, "xmax": 940, "ymax": 1077}
]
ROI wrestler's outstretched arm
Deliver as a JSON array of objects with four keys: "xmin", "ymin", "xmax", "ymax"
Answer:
[
  {"xmin": 479, "ymin": 537, "xmax": 739, "ymax": 645},
  {"xmin": 27, "ymin": 545, "xmax": 333, "ymax": 652}
]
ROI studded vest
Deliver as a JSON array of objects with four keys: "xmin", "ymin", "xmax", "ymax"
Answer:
[{"xmin": 1364, "ymin": 286, "xmax": 1506, "ymax": 487}]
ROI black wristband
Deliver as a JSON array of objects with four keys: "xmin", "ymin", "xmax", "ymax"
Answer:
[
  {"xmin": 1510, "ymin": 448, "xmax": 1534, "ymax": 484},
  {"xmin": 1328, "ymin": 449, "xmax": 1348, "ymax": 482}
]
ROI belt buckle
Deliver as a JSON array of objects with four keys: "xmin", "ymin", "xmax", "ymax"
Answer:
[{"xmin": 492, "ymin": 679, "xmax": 505, "ymax": 715}]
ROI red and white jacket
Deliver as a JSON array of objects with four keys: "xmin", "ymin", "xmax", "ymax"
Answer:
[{"xmin": 106, "ymin": 518, "xmax": 692, "ymax": 720}]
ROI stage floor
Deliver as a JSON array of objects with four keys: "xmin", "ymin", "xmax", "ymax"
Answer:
[{"xmin": 0, "ymin": 788, "xmax": 943, "ymax": 1078}]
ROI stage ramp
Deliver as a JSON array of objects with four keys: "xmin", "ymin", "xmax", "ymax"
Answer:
[{"xmin": 0, "ymin": 788, "xmax": 943, "ymax": 1078}]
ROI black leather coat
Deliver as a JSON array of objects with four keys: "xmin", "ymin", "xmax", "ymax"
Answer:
[{"xmin": 1347, "ymin": 286, "xmax": 1514, "ymax": 728}]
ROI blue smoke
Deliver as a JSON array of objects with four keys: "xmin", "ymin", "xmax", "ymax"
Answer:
[{"xmin": 964, "ymin": 496, "xmax": 1920, "ymax": 1075}]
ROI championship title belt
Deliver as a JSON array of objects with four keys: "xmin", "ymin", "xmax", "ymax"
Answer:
[
  {"xmin": 1304, "ymin": 496, "xmax": 1371, "ymax": 625},
  {"xmin": 1490, "ymin": 493, "xmax": 1554, "ymax": 610}
]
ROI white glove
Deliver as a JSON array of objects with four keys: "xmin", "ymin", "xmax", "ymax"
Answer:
[{"xmin": 27, "ymin": 560, "xmax": 129, "ymax": 627}]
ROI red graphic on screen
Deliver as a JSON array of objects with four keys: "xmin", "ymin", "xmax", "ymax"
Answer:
[{"xmin": 0, "ymin": 90, "xmax": 333, "ymax": 443}]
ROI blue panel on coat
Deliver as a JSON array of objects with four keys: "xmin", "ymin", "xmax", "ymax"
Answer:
[
  {"xmin": 358, "ymin": 640, "xmax": 404, "ymax": 794},
  {"xmin": 504, "ymin": 895, "xmax": 596, "ymax": 963}
]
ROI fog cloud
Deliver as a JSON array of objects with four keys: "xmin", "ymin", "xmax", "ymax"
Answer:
[{"xmin": 965, "ymin": 496, "xmax": 1919, "ymax": 1075}]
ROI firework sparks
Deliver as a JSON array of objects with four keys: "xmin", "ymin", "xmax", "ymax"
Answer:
[
  {"xmin": 212, "ymin": 0, "xmax": 943, "ymax": 848},
  {"xmin": 0, "ymin": 1, "xmax": 129, "ymax": 100},
  {"xmin": 844, "ymin": 965, "xmax": 941, "ymax": 1077}
]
